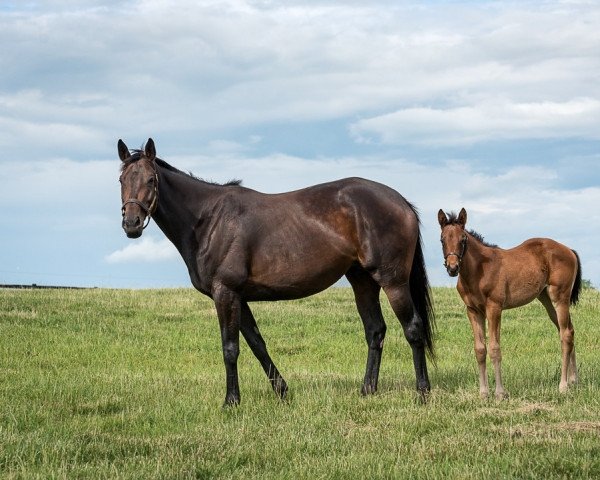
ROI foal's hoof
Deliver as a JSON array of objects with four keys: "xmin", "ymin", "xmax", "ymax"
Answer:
[
  {"xmin": 559, "ymin": 383, "xmax": 569, "ymax": 394},
  {"xmin": 495, "ymin": 391, "xmax": 509, "ymax": 401}
]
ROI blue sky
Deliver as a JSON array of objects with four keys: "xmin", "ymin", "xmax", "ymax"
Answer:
[{"xmin": 0, "ymin": 0, "xmax": 599, "ymax": 289}]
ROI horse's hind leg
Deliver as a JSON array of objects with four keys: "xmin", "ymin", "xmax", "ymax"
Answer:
[
  {"xmin": 240, "ymin": 302, "xmax": 288, "ymax": 399},
  {"xmin": 539, "ymin": 287, "xmax": 576, "ymax": 392},
  {"xmin": 346, "ymin": 265, "xmax": 386, "ymax": 395},
  {"xmin": 383, "ymin": 283, "xmax": 430, "ymax": 398}
]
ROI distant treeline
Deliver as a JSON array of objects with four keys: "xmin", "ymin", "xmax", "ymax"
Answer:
[{"xmin": 0, "ymin": 284, "xmax": 91, "ymax": 290}]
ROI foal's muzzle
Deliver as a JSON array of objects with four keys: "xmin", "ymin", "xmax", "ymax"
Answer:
[
  {"xmin": 443, "ymin": 237, "xmax": 467, "ymax": 277},
  {"xmin": 446, "ymin": 263, "xmax": 460, "ymax": 277}
]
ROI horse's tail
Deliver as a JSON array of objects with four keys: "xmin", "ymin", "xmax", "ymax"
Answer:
[
  {"xmin": 570, "ymin": 249, "xmax": 582, "ymax": 306},
  {"xmin": 410, "ymin": 229, "xmax": 436, "ymax": 361}
]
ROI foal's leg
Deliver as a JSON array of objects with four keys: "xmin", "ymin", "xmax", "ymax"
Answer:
[
  {"xmin": 383, "ymin": 284, "xmax": 430, "ymax": 399},
  {"xmin": 486, "ymin": 303, "xmax": 508, "ymax": 400},
  {"xmin": 212, "ymin": 284, "xmax": 242, "ymax": 406},
  {"xmin": 466, "ymin": 307, "xmax": 489, "ymax": 399},
  {"xmin": 538, "ymin": 288, "xmax": 577, "ymax": 389},
  {"xmin": 346, "ymin": 266, "xmax": 386, "ymax": 395},
  {"xmin": 240, "ymin": 302, "xmax": 288, "ymax": 399},
  {"xmin": 546, "ymin": 286, "xmax": 576, "ymax": 393}
]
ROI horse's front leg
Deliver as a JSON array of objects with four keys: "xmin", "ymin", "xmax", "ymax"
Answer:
[
  {"xmin": 466, "ymin": 307, "xmax": 489, "ymax": 399},
  {"xmin": 213, "ymin": 283, "xmax": 242, "ymax": 406},
  {"xmin": 486, "ymin": 304, "xmax": 508, "ymax": 400}
]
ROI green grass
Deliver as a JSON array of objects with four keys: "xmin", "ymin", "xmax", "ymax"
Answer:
[{"xmin": 1, "ymin": 286, "xmax": 599, "ymax": 479}]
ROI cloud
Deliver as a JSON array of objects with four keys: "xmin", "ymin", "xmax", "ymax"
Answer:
[
  {"xmin": 1, "ymin": 1, "xmax": 598, "ymax": 158},
  {"xmin": 1, "ymin": 1, "xmax": 599, "ymax": 289},
  {"xmin": 350, "ymin": 98, "xmax": 600, "ymax": 146},
  {"xmin": 105, "ymin": 236, "xmax": 179, "ymax": 264}
]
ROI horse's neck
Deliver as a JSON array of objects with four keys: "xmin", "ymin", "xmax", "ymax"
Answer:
[{"xmin": 152, "ymin": 167, "xmax": 220, "ymax": 255}]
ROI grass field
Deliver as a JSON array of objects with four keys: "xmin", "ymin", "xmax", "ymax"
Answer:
[{"xmin": 1, "ymin": 286, "xmax": 599, "ymax": 479}]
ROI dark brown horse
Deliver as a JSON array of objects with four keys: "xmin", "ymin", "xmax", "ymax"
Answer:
[
  {"xmin": 438, "ymin": 208, "xmax": 581, "ymax": 399},
  {"xmin": 117, "ymin": 138, "xmax": 435, "ymax": 406}
]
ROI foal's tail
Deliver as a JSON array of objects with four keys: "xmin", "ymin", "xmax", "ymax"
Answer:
[
  {"xmin": 410, "ymin": 230, "xmax": 436, "ymax": 361},
  {"xmin": 570, "ymin": 249, "xmax": 582, "ymax": 306}
]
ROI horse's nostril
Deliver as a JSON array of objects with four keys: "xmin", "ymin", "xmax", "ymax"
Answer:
[{"xmin": 134, "ymin": 216, "xmax": 141, "ymax": 227}]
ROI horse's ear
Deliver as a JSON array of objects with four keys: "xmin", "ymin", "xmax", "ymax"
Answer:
[
  {"xmin": 118, "ymin": 139, "xmax": 130, "ymax": 161},
  {"xmin": 145, "ymin": 138, "xmax": 156, "ymax": 162},
  {"xmin": 458, "ymin": 208, "xmax": 467, "ymax": 227},
  {"xmin": 437, "ymin": 209, "xmax": 448, "ymax": 227}
]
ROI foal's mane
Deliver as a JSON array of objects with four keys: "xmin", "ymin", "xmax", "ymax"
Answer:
[
  {"xmin": 121, "ymin": 149, "xmax": 242, "ymax": 187},
  {"xmin": 445, "ymin": 211, "xmax": 498, "ymax": 248}
]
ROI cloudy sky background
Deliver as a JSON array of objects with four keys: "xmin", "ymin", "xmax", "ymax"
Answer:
[{"xmin": 1, "ymin": 0, "xmax": 599, "ymax": 289}]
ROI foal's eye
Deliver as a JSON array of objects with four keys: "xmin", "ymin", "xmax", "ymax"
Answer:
[{"xmin": 147, "ymin": 177, "xmax": 155, "ymax": 186}]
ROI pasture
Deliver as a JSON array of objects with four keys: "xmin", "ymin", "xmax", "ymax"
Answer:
[{"xmin": 1, "ymin": 286, "xmax": 599, "ymax": 479}]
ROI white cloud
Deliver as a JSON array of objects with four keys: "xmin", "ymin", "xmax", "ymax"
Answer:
[
  {"xmin": 105, "ymin": 236, "xmax": 179, "ymax": 264},
  {"xmin": 1, "ymin": 1, "xmax": 598, "ymax": 154},
  {"xmin": 350, "ymin": 98, "xmax": 600, "ymax": 146},
  {"xmin": 1, "ymin": 1, "xmax": 599, "ymax": 288}
]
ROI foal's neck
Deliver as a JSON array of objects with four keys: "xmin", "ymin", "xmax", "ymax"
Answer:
[{"xmin": 461, "ymin": 232, "xmax": 492, "ymax": 277}]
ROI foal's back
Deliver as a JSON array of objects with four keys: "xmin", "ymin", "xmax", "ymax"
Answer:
[{"xmin": 490, "ymin": 237, "xmax": 578, "ymax": 309}]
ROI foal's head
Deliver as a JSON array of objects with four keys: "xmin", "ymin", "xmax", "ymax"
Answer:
[
  {"xmin": 437, "ymin": 208, "xmax": 468, "ymax": 277},
  {"xmin": 118, "ymin": 138, "xmax": 159, "ymax": 239}
]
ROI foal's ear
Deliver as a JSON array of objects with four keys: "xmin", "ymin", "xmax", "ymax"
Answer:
[
  {"xmin": 437, "ymin": 209, "xmax": 448, "ymax": 227},
  {"xmin": 458, "ymin": 208, "xmax": 467, "ymax": 227},
  {"xmin": 145, "ymin": 138, "xmax": 156, "ymax": 162},
  {"xmin": 118, "ymin": 139, "xmax": 130, "ymax": 161}
]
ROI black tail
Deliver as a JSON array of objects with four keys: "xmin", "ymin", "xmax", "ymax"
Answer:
[
  {"xmin": 410, "ymin": 230, "xmax": 436, "ymax": 361},
  {"xmin": 570, "ymin": 250, "xmax": 582, "ymax": 305}
]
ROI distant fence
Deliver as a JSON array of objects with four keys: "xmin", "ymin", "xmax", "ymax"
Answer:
[{"xmin": 0, "ymin": 284, "xmax": 91, "ymax": 290}]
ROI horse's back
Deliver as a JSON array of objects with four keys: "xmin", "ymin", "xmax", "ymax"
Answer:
[{"xmin": 233, "ymin": 177, "xmax": 420, "ymax": 298}]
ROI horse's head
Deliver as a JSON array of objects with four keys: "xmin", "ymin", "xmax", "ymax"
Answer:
[
  {"xmin": 118, "ymin": 138, "xmax": 159, "ymax": 239},
  {"xmin": 437, "ymin": 208, "xmax": 468, "ymax": 277}
]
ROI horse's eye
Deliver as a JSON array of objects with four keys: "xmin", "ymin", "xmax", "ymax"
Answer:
[{"xmin": 147, "ymin": 177, "xmax": 155, "ymax": 186}]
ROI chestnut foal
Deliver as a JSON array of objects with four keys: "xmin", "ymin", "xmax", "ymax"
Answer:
[{"xmin": 438, "ymin": 208, "xmax": 581, "ymax": 399}]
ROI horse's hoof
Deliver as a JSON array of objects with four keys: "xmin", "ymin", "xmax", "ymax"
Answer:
[
  {"xmin": 479, "ymin": 391, "xmax": 490, "ymax": 400},
  {"xmin": 222, "ymin": 396, "xmax": 240, "ymax": 408},
  {"xmin": 361, "ymin": 384, "xmax": 377, "ymax": 396},
  {"xmin": 417, "ymin": 388, "xmax": 430, "ymax": 405},
  {"xmin": 273, "ymin": 379, "xmax": 288, "ymax": 399}
]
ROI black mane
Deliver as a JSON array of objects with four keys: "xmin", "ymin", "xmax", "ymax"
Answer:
[
  {"xmin": 446, "ymin": 211, "xmax": 498, "ymax": 248},
  {"xmin": 121, "ymin": 149, "xmax": 242, "ymax": 187}
]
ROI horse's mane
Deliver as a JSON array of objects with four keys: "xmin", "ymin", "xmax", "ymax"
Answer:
[
  {"xmin": 446, "ymin": 211, "xmax": 498, "ymax": 248},
  {"xmin": 121, "ymin": 149, "xmax": 242, "ymax": 187}
]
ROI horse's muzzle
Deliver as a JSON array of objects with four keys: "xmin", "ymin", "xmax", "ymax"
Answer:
[{"xmin": 122, "ymin": 215, "xmax": 144, "ymax": 238}]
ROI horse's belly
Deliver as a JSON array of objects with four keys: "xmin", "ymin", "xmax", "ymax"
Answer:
[
  {"xmin": 244, "ymin": 247, "xmax": 354, "ymax": 301},
  {"xmin": 243, "ymin": 265, "xmax": 349, "ymax": 301}
]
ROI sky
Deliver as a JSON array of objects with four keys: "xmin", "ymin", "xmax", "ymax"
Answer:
[{"xmin": 0, "ymin": 0, "xmax": 599, "ymax": 290}]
